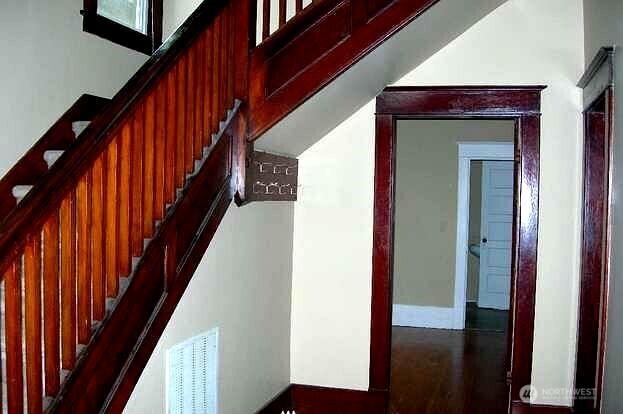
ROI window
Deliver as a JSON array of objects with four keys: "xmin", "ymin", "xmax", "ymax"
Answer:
[{"xmin": 81, "ymin": 0, "xmax": 163, "ymax": 55}]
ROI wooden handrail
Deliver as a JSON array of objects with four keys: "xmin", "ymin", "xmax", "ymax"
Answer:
[
  {"xmin": 0, "ymin": 0, "xmax": 230, "ymax": 277},
  {"xmin": 0, "ymin": 94, "xmax": 109, "ymax": 219},
  {"xmin": 0, "ymin": 0, "xmax": 248, "ymax": 411}
]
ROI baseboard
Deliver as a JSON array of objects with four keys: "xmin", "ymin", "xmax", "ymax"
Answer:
[
  {"xmin": 511, "ymin": 401, "xmax": 573, "ymax": 413},
  {"xmin": 256, "ymin": 385, "xmax": 295, "ymax": 414},
  {"xmin": 392, "ymin": 304, "xmax": 456, "ymax": 329},
  {"xmin": 257, "ymin": 384, "xmax": 388, "ymax": 414}
]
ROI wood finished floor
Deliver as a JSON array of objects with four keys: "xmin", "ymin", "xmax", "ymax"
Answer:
[{"xmin": 389, "ymin": 327, "xmax": 509, "ymax": 414}]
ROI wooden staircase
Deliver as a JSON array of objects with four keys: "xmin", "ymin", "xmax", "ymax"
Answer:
[{"xmin": 0, "ymin": 0, "xmax": 444, "ymax": 412}]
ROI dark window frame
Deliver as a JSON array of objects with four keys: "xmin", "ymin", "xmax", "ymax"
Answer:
[{"xmin": 81, "ymin": 0, "xmax": 163, "ymax": 55}]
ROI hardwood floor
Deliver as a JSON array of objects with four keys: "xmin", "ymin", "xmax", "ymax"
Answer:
[
  {"xmin": 465, "ymin": 302, "xmax": 509, "ymax": 332},
  {"xmin": 390, "ymin": 327, "xmax": 509, "ymax": 414}
]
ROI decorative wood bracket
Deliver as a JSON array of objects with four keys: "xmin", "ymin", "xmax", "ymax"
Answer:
[{"xmin": 245, "ymin": 150, "xmax": 298, "ymax": 202}]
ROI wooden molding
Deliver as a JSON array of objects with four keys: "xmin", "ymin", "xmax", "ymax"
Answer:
[
  {"xmin": 0, "ymin": 94, "xmax": 109, "ymax": 221},
  {"xmin": 257, "ymin": 384, "xmax": 388, "ymax": 414},
  {"xmin": 578, "ymin": 47, "xmax": 614, "ymax": 109},
  {"xmin": 248, "ymin": 0, "xmax": 441, "ymax": 140},
  {"xmin": 573, "ymin": 48, "xmax": 615, "ymax": 414},
  {"xmin": 370, "ymin": 86, "xmax": 545, "ymax": 407},
  {"xmin": 81, "ymin": 0, "xmax": 163, "ymax": 55},
  {"xmin": 511, "ymin": 401, "xmax": 573, "ymax": 413},
  {"xmin": 255, "ymin": 386, "xmax": 295, "ymax": 414}
]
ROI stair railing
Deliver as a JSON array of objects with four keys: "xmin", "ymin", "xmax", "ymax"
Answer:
[{"xmin": 0, "ymin": 0, "xmax": 248, "ymax": 411}]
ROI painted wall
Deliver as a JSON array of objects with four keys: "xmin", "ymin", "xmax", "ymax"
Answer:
[
  {"xmin": 288, "ymin": 0, "xmax": 584, "ymax": 405},
  {"xmin": 393, "ymin": 120, "xmax": 513, "ymax": 308},
  {"xmin": 468, "ymin": 161, "xmax": 483, "ymax": 302},
  {"xmin": 0, "ymin": 0, "xmax": 147, "ymax": 178},
  {"xmin": 124, "ymin": 202, "xmax": 294, "ymax": 414},
  {"xmin": 583, "ymin": 1, "xmax": 623, "ymax": 412}
]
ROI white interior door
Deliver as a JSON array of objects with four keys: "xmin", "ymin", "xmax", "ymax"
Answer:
[{"xmin": 477, "ymin": 160, "xmax": 514, "ymax": 310}]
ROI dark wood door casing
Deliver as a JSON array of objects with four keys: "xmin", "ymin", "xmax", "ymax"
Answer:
[
  {"xmin": 371, "ymin": 86, "xmax": 545, "ymax": 412},
  {"xmin": 573, "ymin": 46, "xmax": 615, "ymax": 414}
]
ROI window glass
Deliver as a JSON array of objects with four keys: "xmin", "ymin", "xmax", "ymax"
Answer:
[{"xmin": 97, "ymin": 0, "xmax": 149, "ymax": 34}]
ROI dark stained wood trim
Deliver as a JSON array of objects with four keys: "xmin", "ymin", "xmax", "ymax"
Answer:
[
  {"xmin": 573, "ymin": 53, "xmax": 615, "ymax": 413},
  {"xmin": 370, "ymin": 113, "xmax": 395, "ymax": 391},
  {"xmin": 371, "ymin": 87, "xmax": 545, "ymax": 410},
  {"xmin": 81, "ymin": 0, "xmax": 163, "ymax": 55},
  {"xmin": 376, "ymin": 86, "xmax": 545, "ymax": 116},
  {"xmin": 511, "ymin": 401, "xmax": 573, "ymax": 413},
  {"xmin": 0, "ymin": 94, "xmax": 109, "ymax": 221},
  {"xmin": 257, "ymin": 384, "xmax": 388, "ymax": 414},
  {"xmin": 572, "ymin": 48, "xmax": 616, "ymax": 414},
  {"xmin": 249, "ymin": 0, "xmax": 441, "ymax": 140},
  {"xmin": 255, "ymin": 385, "xmax": 294, "ymax": 414},
  {"xmin": 578, "ymin": 47, "xmax": 614, "ymax": 109}
]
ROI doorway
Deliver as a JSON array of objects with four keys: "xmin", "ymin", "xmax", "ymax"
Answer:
[
  {"xmin": 369, "ymin": 86, "xmax": 546, "ymax": 413},
  {"xmin": 389, "ymin": 123, "xmax": 515, "ymax": 413}
]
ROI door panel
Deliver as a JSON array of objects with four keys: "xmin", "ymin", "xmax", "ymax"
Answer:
[{"xmin": 478, "ymin": 161, "xmax": 514, "ymax": 310}]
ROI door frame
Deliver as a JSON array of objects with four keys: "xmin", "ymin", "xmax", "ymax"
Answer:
[
  {"xmin": 574, "ymin": 46, "xmax": 615, "ymax": 413},
  {"xmin": 370, "ymin": 86, "xmax": 545, "ymax": 411},
  {"xmin": 454, "ymin": 142, "xmax": 514, "ymax": 329}
]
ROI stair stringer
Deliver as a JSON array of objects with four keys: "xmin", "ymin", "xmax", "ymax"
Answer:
[{"xmin": 254, "ymin": 0, "xmax": 509, "ymax": 156}]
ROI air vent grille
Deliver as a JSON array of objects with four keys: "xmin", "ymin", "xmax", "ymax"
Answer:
[{"xmin": 167, "ymin": 328, "xmax": 219, "ymax": 414}]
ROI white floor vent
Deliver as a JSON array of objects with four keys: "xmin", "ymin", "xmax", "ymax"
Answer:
[{"xmin": 167, "ymin": 328, "xmax": 219, "ymax": 414}]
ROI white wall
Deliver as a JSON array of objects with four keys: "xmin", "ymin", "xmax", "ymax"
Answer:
[
  {"xmin": 289, "ymin": 0, "xmax": 584, "ymax": 405},
  {"xmin": 124, "ymin": 202, "xmax": 294, "ymax": 414},
  {"xmin": 582, "ymin": 1, "xmax": 623, "ymax": 413},
  {"xmin": 0, "ymin": 0, "xmax": 148, "ymax": 177}
]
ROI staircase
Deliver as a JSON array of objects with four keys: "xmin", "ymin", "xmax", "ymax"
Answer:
[{"xmin": 0, "ymin": 0, "xmax": 450, "ymax": 412}]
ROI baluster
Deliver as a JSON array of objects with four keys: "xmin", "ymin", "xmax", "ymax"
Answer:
[
  {"xmin": 43, "ymin": 213, "xmax": 60, "ymax": 397},
  {"xmin": 60, "ymin": 194, "xmax": 76, "ymax": 369},
  {"xmin": 119, "ymin": 123, "xmax": 132, "ymax": 277},
  {"xmin": 296, "ymin": 0, "xmax": 303, "ymax": 13},
  {"xmin": 212, "ymin": 17, "xmax": 221, "ymax": 132},
  {"xmin": 220, "ymin": 13, "xmax": 228, "ymax": 120},
  {"xmin": 4, "ymin": 259, "xmax": 23, "ymax": 413},
  {"xmin": 154, "ymin": 81, "xmax": 166, "ymax": 221},
  {"xmin": 165, "ymin": 69, "xmax": 178, "ymax": 202},
  {"xmin": 262, "ymin": 0, "xmax": 271, "ymax": 40},
  {"xmin": 131, "ymin": 105, "xmax": 145, "ymax": 257},
  {"xmin": 106, "ymin": 137, "xmax": 119, "ymax": 297},
  {"xmin": 195, "ymin": 34, "xmax": 205, "ymax": 158},
  {"xmin": 176, "ymin": 57, "xmax": 187, "ymax": 188},
  {"xmin": 91, "ymin": 156, "xmax": 105, "ymax": 321},
  {"xmin": 186, "ymin": 47, "xmax": 196, "ymax": 172},
  {"xmin": 24, "ymin": 235, "xmax": 43, "ymax": 413},
  {"xmin": 204, "ymin": 27, "xmax": 214, "ymax": 147},
  {"xmin": 279, "ymin": 0, "xmax": 287, "ymax": 26},
  {"xmin": 76, "ymin": 173, "xmax": 92, "ymax": 345},
  {"xmin": 227, "ymin": 5, "xmax": 235, "ymax": 110},
  {"xmin": 144, "ymin": 93, "xmax": 155, "ymax": 238}
]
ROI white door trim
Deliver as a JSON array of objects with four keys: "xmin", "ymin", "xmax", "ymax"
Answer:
[{"xmin": 453, "ymin": 142, "xmax": 514, "ymax": 329}]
